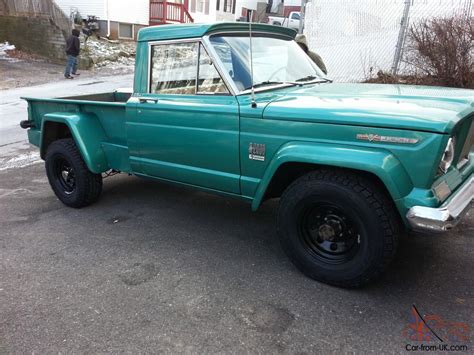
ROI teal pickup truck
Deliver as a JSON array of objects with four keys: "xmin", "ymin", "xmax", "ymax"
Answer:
[{"xmin": 21, "ymin": 23, "xmax": 473, "ymax": 287}]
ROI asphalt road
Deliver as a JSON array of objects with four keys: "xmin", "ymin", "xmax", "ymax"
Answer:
[{"xmin": 0, "ymin": 77, "xmax": 473, "ymax": 353}]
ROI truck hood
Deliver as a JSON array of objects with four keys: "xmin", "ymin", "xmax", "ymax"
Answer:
[{"xmin": 262, "ymin": 83, "xmax": 474, "ymax": 133}]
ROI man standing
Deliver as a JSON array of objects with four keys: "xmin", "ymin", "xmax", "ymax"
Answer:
[
  {"xmin": 64, "ymin": 29, "xmax": 80, "ymax": 79},
  {"xmin": 295, "ymin": 34, "xmax": 328, "ymax": 75}
]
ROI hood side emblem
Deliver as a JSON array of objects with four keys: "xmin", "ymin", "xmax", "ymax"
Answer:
[
  {"xmin": 357, "ymin": 134, "xmax": 419, "ymax": 144},
  {"xmin": 249, "ymin": 143, "xmax": 266, "ymax": 161}
]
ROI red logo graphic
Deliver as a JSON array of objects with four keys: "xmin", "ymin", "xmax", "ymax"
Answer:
[{"xmin": 402, "ymin": 305, "xmax": 470, "ymax": 343}]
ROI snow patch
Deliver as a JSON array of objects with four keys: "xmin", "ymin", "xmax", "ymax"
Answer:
[
  {"xmin": 81, "ymin": 37, "xmax": 135, "ymax": 70},
  {"xmin": 0, "ymin": 151, "xmax": 41, "ymax": 171},
  {"xmin": 0, "ymin": 42, "xmax": 20, "ymax": 63},
  {"xmin": 0, "ymin": 188, "xmax": 34, "ymax": 199}
]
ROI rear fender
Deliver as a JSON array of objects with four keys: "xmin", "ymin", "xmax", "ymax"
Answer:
[
  {"xmin": 251, "ymin": 142, "xmax": 413, "ymax": 211},
  {"xmin": 41, "ymin": 112, "xmax": 109, "ymax": 173}
]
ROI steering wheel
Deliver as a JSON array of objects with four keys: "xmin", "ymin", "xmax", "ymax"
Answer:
[{"xmin": 267, "ymin": 66, "xmax": 286, "ymax": 81}]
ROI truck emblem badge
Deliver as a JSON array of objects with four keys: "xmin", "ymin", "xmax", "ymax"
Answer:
[
  {"xmin": 249, "ymin": 143, "xmax": 266, "ymax": 161},
  {"xmin": 356, "ymin": 134, "xmax": 419, "ymax": 144}
]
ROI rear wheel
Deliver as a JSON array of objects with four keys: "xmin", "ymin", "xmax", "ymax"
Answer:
[
  {"xmin": 45, "ymin": 138, "xmax": 102, "ymax": 208},
  {"xmin": 277, "ymin": 169, "xmax": 400, "ymax": 288}
]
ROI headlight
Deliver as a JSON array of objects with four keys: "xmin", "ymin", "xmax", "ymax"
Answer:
[{"xmin": 438, "ymin": 137, "xmax": 455, "ymax": 174}]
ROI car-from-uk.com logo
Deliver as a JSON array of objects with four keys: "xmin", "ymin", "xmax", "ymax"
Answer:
[{"xmin": 402, "ymin": 305, "xmax": 470, "ymax": 352}]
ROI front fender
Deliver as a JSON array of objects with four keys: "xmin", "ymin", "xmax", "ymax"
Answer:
[
  {"xmin": 251, "ymin": 142, "xmax": 413, "ymax": 210},
  {"xmin": 41, "ymin": 112, "xmax": 109, "ymax": 173}
]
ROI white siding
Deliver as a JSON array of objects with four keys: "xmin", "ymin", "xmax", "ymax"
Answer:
[
  {"xmin": 235, "ymin": 0, "xmax": 300, "ymax": 16},
  {"xmin": 54, "ymin": 0, "xmax": 149, "ymax": 25},
  {"xmin": 235, "ymin": 0, "xmax": 257, "ymax": 19},
  {"xmin": 189, "ymin": 0, "xmax": 218, "ymax": 22},
  {"xmin": 108, "ymin": 0, "xmax": 149, "ymax": 25},
  {"xmin": 189, "ymin": 0, "xmax": 236, "ymax": 22},
  {"xmin": 283, "ymin": 0, "xmax": 300, "ymax": 7},
  {"xmin": 54, "ymin": 0, "xmax": 105, "ymax": 19}
]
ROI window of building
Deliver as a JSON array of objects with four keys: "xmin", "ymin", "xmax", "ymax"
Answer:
[
  {"xmin": 223, "ymin": 0, "xmax": 235, "ymax": 13},
  {"xmin": 196, "ymin": 0, "xmax": 209, "ymax": 13},
  {"xmin": 119, "ymin": 23, "xmax": 133, "ymax": 39}
]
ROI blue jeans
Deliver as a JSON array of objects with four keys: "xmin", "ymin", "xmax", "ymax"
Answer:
[{"xmin": 64, "ymin": 55, "xmax": 78, "ymax": 77}]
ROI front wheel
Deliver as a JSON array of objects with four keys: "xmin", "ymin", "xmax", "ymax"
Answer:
[
  {"xmin": 277, "ymin": 169, "xmax": 400, "ymax": 288},
  {"xmin": 45, "ymin": 138, "xmax": 102, "ymax": 208}
]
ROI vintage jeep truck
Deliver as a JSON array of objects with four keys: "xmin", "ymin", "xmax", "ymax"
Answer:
[{"xmin": 21, "ymin": 23, "xmax": 473, "ymax": 287}]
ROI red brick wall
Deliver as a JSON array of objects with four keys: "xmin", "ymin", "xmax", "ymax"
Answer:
[{"xmin": 283, "ymin": 6, "xmax": 300, "ymax": 17}]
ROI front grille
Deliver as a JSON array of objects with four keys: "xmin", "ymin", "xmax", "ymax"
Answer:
[{"xmin": 457, "ymin": 119, "xmax": 474, "ymax": 169}]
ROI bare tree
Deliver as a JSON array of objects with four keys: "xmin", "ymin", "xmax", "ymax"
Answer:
[{"xmin": 404, "ymin": 15, "xmax": 474, "ymax": 88}]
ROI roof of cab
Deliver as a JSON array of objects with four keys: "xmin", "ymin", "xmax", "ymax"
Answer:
[{"xmin": 137, "ymin": 22, "xmax": 297, "ymax": 42}]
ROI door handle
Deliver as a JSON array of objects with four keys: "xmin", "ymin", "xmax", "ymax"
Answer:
[{"xmin": 138, "ymin": 97, "xmax": 158, "ymax": 104}]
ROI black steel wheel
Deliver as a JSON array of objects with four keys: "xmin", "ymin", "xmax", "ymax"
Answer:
[
  {"xmin": 54, "ymin": 157, "xmax": 76, "ymax": 195},
  {"xmin": 299, "ymin": 203, "xmax": 361, "ymax": 265},
  {"xmin": 45, "ymin": 138, "xmax": 102, "ymax": 208},
  {"xmin": 277, "ymin": 169, "xmax": 400, "ymax": 288}
]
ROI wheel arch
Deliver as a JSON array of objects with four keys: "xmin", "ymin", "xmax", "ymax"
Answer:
[
  {"xmin": 251, "ymin": 142, "xmax": 413, "ymax": 213},
  {"xmin": 40, "ymin": 112, "xmax": 109, "ymax": 173}
]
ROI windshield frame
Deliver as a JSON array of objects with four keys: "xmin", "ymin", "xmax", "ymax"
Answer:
[{"xmin": 202, "ymin": 31, "xmax": 329, "ymax": 96}]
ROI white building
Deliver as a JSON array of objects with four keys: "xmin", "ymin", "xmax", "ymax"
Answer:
[
  {"xmin": 188, "ymin": 0, "xmax": 236, "ymax": 22},
  {"xmin": 188, "ymin": 0, "xmax": 301, "ymax": 22},
  {"xmin": 54, "ymin": 0, "xmax": 150, "ymax": 40},
  {"xmin": 54, "ymin": 0, "xmax": 304, "ymax": 40},
  {"xmin": 235, "ymin": 0, "xmax": 301, "ymax": 19}
]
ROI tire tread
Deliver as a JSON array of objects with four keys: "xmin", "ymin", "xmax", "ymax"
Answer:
[
  {"xmin": 45, "ymin": 138, "xmax": 102, "ymax": 208},
  {"xmin": 278, "ymin": 168, "xmax": 400, "ymax": 288}
]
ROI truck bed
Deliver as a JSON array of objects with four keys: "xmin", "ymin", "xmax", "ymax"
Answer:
[
  {"xmin": 58, "ymin": 91, "xmax": 132, "ymax": 103},
  {"xmin": 22, "ymin": 91, "xmax": 132, "ymax": 172}
]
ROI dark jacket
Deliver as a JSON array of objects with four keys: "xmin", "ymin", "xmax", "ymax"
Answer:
[
  {"xmin": 295, "ymin": 34, "xmax": 328, "ymax": 75},
  {"xmin": 65, "ymin": 30, "xmax": 80, "ymax": 57}
]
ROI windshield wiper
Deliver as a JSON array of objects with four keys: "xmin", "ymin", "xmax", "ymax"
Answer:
[
  {"xmin": 295, "ymin": 75, "xmax": 318, "ymax": 82},
  {"xmin": 244, "ymin": 81, "xmax": 294, "ymax": 90},
  {"xmin": 294, "ymin": 76, "xmax": 333, "ymax": 83}
]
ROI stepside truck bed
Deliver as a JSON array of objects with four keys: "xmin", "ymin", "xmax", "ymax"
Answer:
[{"xmin": 21, "ymin": 91, "xmax": 133, "ymax": 174}]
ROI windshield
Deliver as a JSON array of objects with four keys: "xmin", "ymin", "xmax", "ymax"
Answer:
[{"xmin": 209, "ymin": 34, "xmax": 326, "ymax": 92}]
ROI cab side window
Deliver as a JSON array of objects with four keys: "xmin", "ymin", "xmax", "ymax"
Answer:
[
  {"xmin": 197, "ymin": 44, "xmax": 229, "ymax": 94},
  {"xmin": 150, "ymin": 42, "xmax": 198, "ymax": 95},
  {"xmin": 150, "ymin": 42, "xmax": 229, "ymax": 95},
  {"xmin": 291, "ymin": 13, "xmax": 300, "ymax": 20}
]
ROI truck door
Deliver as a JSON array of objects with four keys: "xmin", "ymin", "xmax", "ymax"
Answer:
[{"xmin": 128, "ymin": 41, "xmax": 240, "ymax": 194}]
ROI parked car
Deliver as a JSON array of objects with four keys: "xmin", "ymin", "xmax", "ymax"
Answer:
[
  {"xmin": 267, "ymin": 11, "xmax": 301, "ymax": 30},
  {"xmin": 21, "ymin": 23, "xmax": 473, "ymax": 288}
]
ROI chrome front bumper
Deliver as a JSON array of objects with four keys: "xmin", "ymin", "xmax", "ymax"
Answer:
[{"xmin": 407, "ymin": 176, "xmax": 473, "ymax": 233}]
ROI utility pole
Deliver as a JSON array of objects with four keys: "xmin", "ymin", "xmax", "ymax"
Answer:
[
  {"xmin": 391, "ymin": 0, "xmax": 411, "ymax": 76},
  {"xmin": 299, "ymin": 0, "xmax": 306, "ymax": 34}
]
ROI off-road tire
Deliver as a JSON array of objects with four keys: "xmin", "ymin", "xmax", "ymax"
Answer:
[
  {"xmin": 277, "ymin": 169, "xmax": 400, "ymax": 288},
  {"xmin": 45, "ymin": 138, "xmax": 102, "ymax": 208}
]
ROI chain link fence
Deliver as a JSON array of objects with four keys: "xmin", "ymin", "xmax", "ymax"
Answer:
[{"xmin": 303, "ymin": 0, "xmax": 473, "ymax": 83}]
